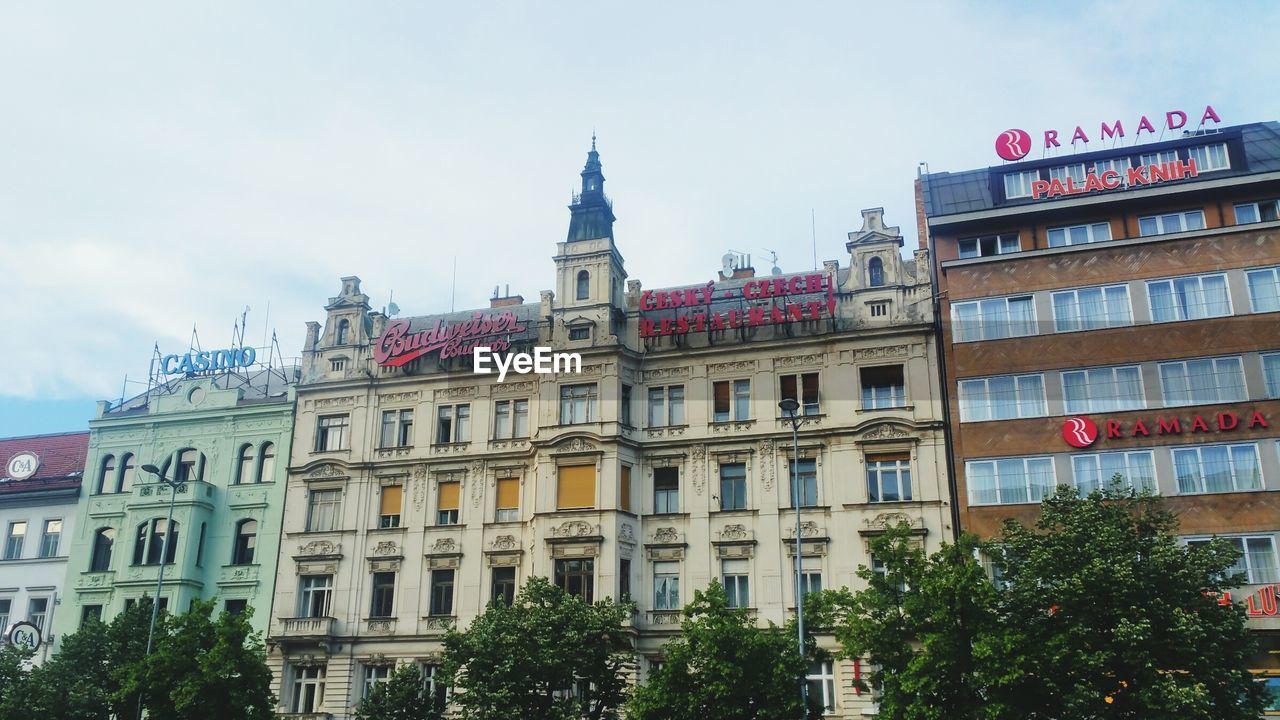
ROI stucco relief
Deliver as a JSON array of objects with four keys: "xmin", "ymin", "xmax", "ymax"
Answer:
[
  {"xmin": 550, "ymin": 520, "xmax": 599, "ymax": 538},
  {"xmin": 643, "ymin": 367, "xmax": 691, "ymax": 381},
  {"xmin": 862, "ymin": 423, "xmax": 911, "ymax": 440},
  {"xmin": 707, "ymin": 360, "xmax": 756, "ymax": 375},
  {"xmin": 297, "ymin": 540, "xmax": 340, "ymax": 557},
  {"xmin": 372, "ymin": 541, "xmax": 399, "ymax": 556},
  {"xmin": 306, "ymin": 464, "xmax": 345, "ymax": 480},
  {"xmin": 412, "ymin": 464, "xmax": 428, "ymax": 509},
  {"xmin": 489, "ymin": 535, "xmax": 518, "ymax": 551},
  {"xmin": 775, "ymin": 353, "xmax": 825, "ymax": 368},
  {"xmin": 852, "ymin": 344, "xmax": 910, "ymax": 359},
  {"xmin": 556, "ymin": 438, "xmax": 597, "ymax": 454},
  {"xmin": 690, "ymin": 444, "xmax": 706, "ymax": 495},
  {"xmin": 470, "ymin": 461, "xmax": 485, "ymax": 508},
  {"xmin": 434, "ymin": 386, "xmax": 477, "ymax": 400},
  {"xmin": 758, "ymin": 439, "xmax": 775, "ymax": 490},
  {"xmin": 378, "ymin": 391, "xmax": 420, "ymax": 404},
  {"xmin": 491, "ymin": 381, "xmax": 533, "ymax": 396},
  {"xmin": 313, "ymin": 396, "xmax": 356, "ymax": 409}
]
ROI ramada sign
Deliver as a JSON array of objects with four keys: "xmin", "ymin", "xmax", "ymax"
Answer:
[
  {"xmin": 374, "ymin": 312, "xmax": 527, "ymax": 367},
  {"xmin": 1061, "ymin": 410, "xmax": 1270, "ymax": 449},
  {"xmin": 995, "ymin": 105, "xmax": 1223, "ymax": 161}
]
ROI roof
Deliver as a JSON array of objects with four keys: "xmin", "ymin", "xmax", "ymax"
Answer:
[
  {"xmin": 921, "ymin": 121, "xmax": 1280, "ymax": 219},
  {"xmin": 0, "ymin": 431, "xmax": 88, "ymax": 495},
  {"xmin": 105, "ymin": 366, "xmax": 299, "ymax": 416}
]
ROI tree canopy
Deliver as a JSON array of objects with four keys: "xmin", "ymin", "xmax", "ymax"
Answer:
[{"xmin": 354, "ymin": 663, "xmax": 443, "ymax": 720}]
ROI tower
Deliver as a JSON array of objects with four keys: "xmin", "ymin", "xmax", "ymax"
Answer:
[{"xmin": 554, "ymin": 137, "xmax": 627, "ymax": 327}]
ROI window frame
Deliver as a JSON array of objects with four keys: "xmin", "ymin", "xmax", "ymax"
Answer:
[
  {"xmin": 315, "ymin": 414, "xmax": 350, "ymax": 452},
  {"xmin": 1047, "ymin": 221, "xmax": 1112, "ymax": 248},
  {"xmin": 554, "ymin": 558, "xmax": 595, "ymax": 602},
  {"xmin": 231, "ymin": 519, "xmax": 258, "ymax": 565},
  {"xmin": 559, "ymin": 383, "xmax": 598, "ymax": 425},
  {"xmin": 867, "ymin": 455, "xmax": 912, "ymax": 502},
  {"xmin": 1187, "ymin": 142, "xmax": 1230, "ymax": 172},
  {"xmin": 370, "ymin": 571, "xmax": 396, "ymax": 618},
  {"xmin": 1071, "ymin": 450, "xmax": 1157, "ymax": 494},
  {"xmin": 647, "ymin": 385, "xmax": 686, "ymax": 428},
  {"xmin": 1061, "ymin": 364, "xmax": 1146, "ymax": 414},
  {"xmin": 787, "ymin": 458, "xmax": 819, "ymax": 508},
  {"xmin": 1173, "ymin": 443, "xmax": 1263, "ymax": 495},
  {"xmin": 305, "ymin": 488, "xmax": 342, "ymax": 532},
  {"xmin": 1157, "ymin": 355, "xmax": 1247, "ymax": 407},
  {"xmin": 950, "ymin": 295, "xmax": 1037, "ymax": 342},
  {"xmin": 653, "ymin": 467, "xmax": 680, "ymax": 514},
  {"xmin": 1137, "ymin": 209, "xmax": 1206, "ymax": 236},
  {"xmin": 298, "ymin": 574, "xmax": 334, "ymax": 618},
  {"xmin": 718, "ymin": 462, "xmax": 748, "ymax": 511},
  {"xmin": 1003, "ymin": 170, "xmax": 1038, "ymax": 200},
  {"xmin": 956, "ymin": 373, "xmax": 1046, "ymax": 422},
  {"xmin": 966, "ymin": 456, "xmax": 1056, "ymax": 506},
  {"xmin": 1050, "ymin": 284, "xmax": 1133, "ymax": 332},
  {"xmin": 1246, "ymin": 267, "xmax": 1280, "ymax": 314},
  {"xmin": 1146, "ymin": 272, "xmax": 1232, "ymax": 323},
  {"xmin": 38, "ymin": 519, "xmax": 61, "ymax": 558}
]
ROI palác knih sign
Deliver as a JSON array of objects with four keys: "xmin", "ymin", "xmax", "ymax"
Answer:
[
  {"xmin": 162, "ymin": 347, "xmax": 256, "ymax": 375},
  {"xmin": 375, "ymin": 312, "xmax": 528, "ymax": 367}
]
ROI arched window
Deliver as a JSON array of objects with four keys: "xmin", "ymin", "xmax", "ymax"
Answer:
[
  {"xmin": 118, "ymin": 454, "xmax": 136, "ymax": 493},
  {"xmin": 256, "ymin": 442, "xmax": 276, "ymax": 483},
  {"xmin": 96, "ymin": 455, "xmax": 116, "ymax": 495},
  {"xmin": 868, "ymin": 257, "xmax": 885, "ymax": 287},
  {"xmin": 133, "ymin": 522, "xmax": 148, "ymax": 565},
  {"xmin": 175, "ymin": 448, "xmax": 201, "ymax": 484},
  {"xmin": 90, "ymin": 528, "xmax": 114, "ymax": 572},
  {"xmin": 576, "ymin": 270, "xmax": 590, "ymax": 300},
  {"xmin": 235, "ymin": 444, "xmax": 255, "ymax": 485},
  {"xmin": 231, "ymin": 520, "xmax": 258, "ymax": 565},
  {"xmin": 336, "ymin": 319, "xmax": 350, "ymax": 345},
  {"xmin": 135, "ymin": 519, "xmax": 179, "ymax": 566}
]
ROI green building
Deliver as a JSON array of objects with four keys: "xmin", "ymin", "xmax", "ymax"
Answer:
[{"xmin": 53, "ymin": 366, "xmax": 297, "ymax": 642}]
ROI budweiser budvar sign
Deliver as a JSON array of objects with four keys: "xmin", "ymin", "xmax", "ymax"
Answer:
[{"xmin": 374, "ymin": 312, "xmax": 527, "ymax": 367}]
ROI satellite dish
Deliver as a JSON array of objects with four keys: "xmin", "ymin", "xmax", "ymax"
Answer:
[
  {"xmin": 388, "ymin": 302, "xmax": 401, "ymax": 317},
  {"xmin": 721, "ymin": 253, "xmax": 737, "ymax": 273}
]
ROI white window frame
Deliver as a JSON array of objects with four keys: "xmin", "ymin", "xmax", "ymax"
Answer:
[
  {"xmin": 647, "ymin": 385, "xmax": 686, "ymax": 428},
  {"xmin": 866, "ymin": 456, "xmax": 912, "ymax": 502},
  {"xmin": 966, "ymin": 456, "xmax": 1056, "ymax": 506},
  {"xmin": 1158, "ymin": 356, "xmax": 1247, "ymax": 407},
  {"xmin": 1185, "ymin": 535, "xmax": 1278, "ymax": 585},
  {"xmin": 1246, "ymin": 267, "xmax": 1280, "ymax": 313},
  {"xmin": 559, "ymin": 383, "xmax": 598, "ymax": 425},
  {"xmin": 1139, "ymin": 149, "xmax": 1178, "ymax": 166},
  {"xmin": 1092, "ymin": 157, "xmax": 1131, "ymax": 176},
  {"xmin": 1047, "ymin": 222, "xmax": 1112, "ymax": 248},
  {"xmin": 1146, "ymin": 272, "xmax": 1232, "ymax": 322},
  {"xmin": 1048, "ymin": 163, "xmax": 1085, "ymax": 183},
  {"xmin": 957, "ymin": 233, "xmax": 1020, "ymax": 259},
  {"xmin": 950, "ymin": 296, "xmax": 1036, "ymax": 343},
  {"xmin": 363, "ymin": 665, "xmax": 392, "ymax": 699},
  {"xmin": 1051, "ymin": 285, "xmax": 1133, "ymax": 332},
  {"xmin": 1137, "ymin": 209, "xmax": 1206, "ymax": 236},
  {"xmin": 653, "ymin": 561, "xmax": 680, "ymax": 611},
  {"xmin": 1071, "ymin": 450, "xmax": 1157, "ymax": 494},
  {"xmin": 1187, "ymin": 143, "xmax": 1230, "ymax": 172},
  {"xmin": 1061, "ymin": 365, "xmax": 1145, "ymax": 414},
  {"xmin": 806, "ymin": 660, "xmax": 836, "ymax": 713},
  {"xmin": 721, "ymin": 559, "xmax": 750, "ymax": 608},
  {"xmin": 1003, "ymin": 170, "xmax": 1038, "ymax": 200},
  {"xmin": 1263, "ymin": 353, "xmax": 1280, "ymax": 399},
  {"xmin": 291, "ymin": 665, "xmax": 326, "ymax": 714},
  {"xmin": 306, "ymin": 489, "xmax": 341, "ymax": 532},
  {"xmin": 1234, "ymin": 199, "xmax": 1279, "ymax": 225},
  {"xmin": 298, "ymin": 574, "xmax": 334, "ymax": 618},
  {"xmin": 1173, "ymin": 443, "xmax": 1263, "ymax": 495},
  {"xmin": 956, "ymin": 374, "xmax": 1046, "ymax": 422}
]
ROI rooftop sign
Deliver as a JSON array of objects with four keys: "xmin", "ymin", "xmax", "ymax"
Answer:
[
  {"xmin": 995, "ymin": 105, "xmax": 1222, "ymax": 161},
  {"xmin": 639, "ymin": 273, "xmax": 836, "ymax": 339},
  {"xmin": 375, "ymin": 312, "xmax": 529, "ymax": 367}
]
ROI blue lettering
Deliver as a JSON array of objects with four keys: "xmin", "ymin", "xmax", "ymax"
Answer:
[
  {"xmin": 178, "ymin": 355, "xmax": 196, "ymax": 374},
  {"xmin": 239, "ymin": 347, "xmax": 256, "ymax": 367},
  {"xmin": 194, "ymin": 351, "xmax": 210, "ymax": 372},
  {"xmin": 162, "ymin": 355, "xmax": 180, "ymax": 374}
]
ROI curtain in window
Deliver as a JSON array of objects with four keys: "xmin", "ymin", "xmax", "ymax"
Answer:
[
  {"xmin": 1173, "ymin": 449, "xmax": 1199, "ymax": 493},
  {"xmin": 1104, "ymin": 286, "xmax": 1131, "ymax": 326},
  {"xmin": 1052, "ymin": 294, "xmax": 1074, "ymax": 330},
  {"xmin": 980, "ymin": 299, "xmax": 1008, "ymax": 340},
  {"xmin": 1073, "ymin": 456, "xmax": 1101, "ymax": 493},
  {"xmin": 1017, "ymin": 376, "xmax": 1045, "ymax": 416},
  {"xmin": 1114, "ymin": 367, "xmax": 1143, "ymax": 410},
  {"xmin": 1201, "ymin": 275, "xmax": 1229, "ymax": 317},
  {"xmin": 987, "ymin": 376, "xmax": 1016, "ymax": 419},
  {"xmin": 1128, "ymin": 453, "xmax": 1156, "ymax": 493},
  {"xmin": 1007, "ymin": 298, "xmax": 1035, "ymax": 337},
  {"xmin": 1230, "ymin": 445, "xmax": 1260, "ymax": 490},
  {"xmin": 1201, "ymin": 446, "xmax": 1232, "ymax": 493},
  {"xmin": 1264, "ymin": 356, "xmax": 1280, "ymax": 397},
  {"xmin": 1149, "ymin": 281, "xmax": 1175, "ymax": 321},
  {"xmin": 995, "ymin": 459, "xmax": 1029, "ymax": 504},
  {"xmin": 1026, "ymin": 458, "xmax": 1054, "ymax": 501},
  {"xmin": 968, "ymin": 462, "xmax": 997, "ymax": 504},
  {"xmin": 1248, "ymin": 270, "xmax": 1280, "ymax": 312},
  {"xmin": 1078, "ymin": 288, "xmax": 1105, "ymax": 330},
  {"xmin": 1063, "ymin": 372, "xmax": 1087, "ymax": 413},
  {"xmin": 954, "ymin": 303, "xmax": 980, "ymax": 342},
  {"xmin": 1246, "ymin": 539, "xmax": 1278, "ymax": 583}
]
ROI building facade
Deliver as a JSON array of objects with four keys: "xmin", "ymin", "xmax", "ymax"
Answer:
[
  {"xmin": 266, "ymin": 142, "xmax": 952, "ymax": 718},
  {"xmin": 921, "ymin": 119, "xmax": 1280, "ymax": 706},
  {"xmin": 0, "ymin": 432, "xmax": 87, "ymax": 664},
  {"xmin": 53, "ymin": 364, "xmax": 297, "ymax": 643}
]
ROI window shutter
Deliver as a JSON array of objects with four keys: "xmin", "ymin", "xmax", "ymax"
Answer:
[
  {"xmin": 557, "ymin": 465, "xmax": 595, "ymax": 509},
  {"xmin": 713, "ymin": 381, "xmax": 730, "ymax": 414},
  {"xmin": 379, "ymin": 486, "xmax": 403, "ymax": 516},
  {"xmin": 620, "ymin": 465, "xmax": 632, "ymax": 512},
  {"xmin": 780, "ymin": 375, "xmax": 797, "ymax": 402},
  {"xmin": 438, "ymin": 481, "xmax": 460, "ymax": 511},
  {"xmin": 867, "ymin": 452, "xmax": 911, "ymax": 463},
  {"xmin": 495, "ymin": 477, "xmax": 519, "ymax": 510}
]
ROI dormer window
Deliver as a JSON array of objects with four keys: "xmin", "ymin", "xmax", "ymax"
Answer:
[
  {"xmin": 868, "ymin": 257, "xmax": 885, "ymax": 287},
  {"xmin": 330, "ymin": 358, "xmax": 347, "ymax": 372},
  {"xmin": 569, "ymin": 327, "xmax": 590, "ymax": 341},
  {"xmin": 576, "ymin": 271, "xmax": 590, "ymax": 300},
  {"xmin": 336, "ymin": 319, "xmax": 350, "ymax": 345}
]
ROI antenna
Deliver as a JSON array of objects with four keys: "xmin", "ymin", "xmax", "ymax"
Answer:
[
  {"xmin": 811, "ymin": 209, "xmax": 818, "ymax": 271},
  {"xmin": 451, "ymin": 256, "xmax": 457, "ymax": 313},
  {"xmin": 762, "ymin": 249, "xmax": 781, "ymax": 275}
]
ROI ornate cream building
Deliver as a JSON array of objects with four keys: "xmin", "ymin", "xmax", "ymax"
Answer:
[{"xmin": 266, "ymin": 141, "xmax": 952, "ymax": 718}]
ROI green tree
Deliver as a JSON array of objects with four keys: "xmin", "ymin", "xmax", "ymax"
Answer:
[
  {"xmin": 628, "ymin": 581, "xmax": 819, "ymax": 720},
  {"xmin": 441, "ymin": 575, "xmax": 634, "ymax": 720},
  {"xmin": 0, "ymin": 644, "xmax": 34, "ymax": 719},
  {"xmin": 354, "ymin": 663, "xmax": 442, "ymax": 720}
]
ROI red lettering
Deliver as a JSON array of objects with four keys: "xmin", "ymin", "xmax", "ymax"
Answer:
[
  {"xmin": 1166, "ymin": 110, "xmax": 1187, "ymax": 130},
  {"xmin": 1149, "ymin": 162, "xmax": 1170, "ymax": 183},
  {"xmin": 1132, "ymin": 420, "xmax": 1149, "ymax": 437},
  {"xmin": 1070, "ymin": 126, "xmax": 1089, "ymax": 145},
  {"xmin": 1136, "ymin": 116, "xmax": 1156, "ymax": 136},
  {"xmin": 1156, "ymin": 417, "xmax": 1182, "ymax": 435},
  {"xmin": 770, "ymin": 306, "xmax": 786, "ymax": 324},
  {"xmin": 1126, "ymin": 166, "xmax": 1149, "ymax": 186},
  {"xmin": 788, "ymin": 276, "xmax": 804, "ymax": 295},
  {"xmin": 639, "ymin": 319, "xmax": 656, "ymax": 338},
  {"xmin": 1064, "ymin": 176, "xmax": 1082, "ymax": 194},
  {"xmin": 806, "ymin": 301, "xmax": 824, "ymax": 320},
  {"xmin": 1201, "ymin": 105, "xmax": 1222, "ymax": 125},
  {"xmin": 1083, "ymin": 173, "xmax": 1105, "ymax": 192},
  {"xmin": 1249, "ymin": 411, "xmax": 1269, "ymax": 429},
  {"xmin": 1044, "ymin": 129, "xmax": 1060, "ymax": 148},
  {"xmin": 1100, "ymin": 170, "xmax": 1121, "ymax": 189},
  {"xmin": 743, "ymin": 280, "xmax": 762, "ymax": 300},
  {"xmin": 659, "ymin": 317, "xmax": 673, "ymax": 335},
  {"xmin": 771, "ymin": 278, "xmax": 787, "ymax": 297},
  {"xmin": 710, "ymin": 313, "xmax": 726, "ymax": 331},
  {"xmin": 1247, "ymin": 585, "xmax": 1277, "ymax": 617},
  {"xmin": 1031, "ymin": 179, "xmax": 1050, "ymax": 199},
  {"xmin": 1100, "ymin": 120, "xmax": 1124, "ymax": 140},
  {"xmin": 1106, "ymin": 420, "xmax": 1122, "ymax": 439},
  {"xmin": 804, "ymin": 274, "xmax": 824, "ymax": 293},
  {"xmin": 786, "ymin": 303, "xmax": 804, "ymax": 322},
  {"xmin": 1217, "ymin": 412, "xmax": 1239, "ymax": 431},
  {"xmin": 746, "ymin": 307, "xmax": 765, "ymax": 325},
  {"xmin": 640, "ymin": 291, "xmax": 656, "ymax": 311},
  {"xmin": 1189, "ymin": 415, "xmax": 1209, "ymax": 433},
  {"xmin": 1178, "ymin": 159, "xmax": 1198, "ymax": 178},
  {"xmin": 1046, "ymin": 178, "xmax": 1067, "ymax": 198},
  {"xmin": 675, "ymin": 316, "xmax": 690, "ymax": 334}
]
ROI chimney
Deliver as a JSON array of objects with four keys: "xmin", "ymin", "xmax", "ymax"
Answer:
[
  {"xmin": 914, "ymin": 178, "xmax": 929, "ymax": 250},
  {"xmin": 490, "ymin": 285, "xmax": 525, "ymax": 308}
]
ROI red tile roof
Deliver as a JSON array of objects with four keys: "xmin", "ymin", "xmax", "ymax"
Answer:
[{"xmin": 0, "ymin": 431, "xmax": 89, "ymax": 482}]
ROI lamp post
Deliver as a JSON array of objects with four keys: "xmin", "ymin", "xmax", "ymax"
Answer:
[
  {"xmin": 778, "ymin": 398, "xmax": 808, "ymax": 716},
  {"xmin": 136, "ymin": 463, "xmax": 182, "ymax": 720}
]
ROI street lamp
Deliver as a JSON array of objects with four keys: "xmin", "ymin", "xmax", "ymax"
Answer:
[
  {"xmin": 136, "ymin": 463, "xmax": 182, "ymax": 720},
  {"xmin": 778, "ymin": 398, "xmax": 809, "ymax": 716}
]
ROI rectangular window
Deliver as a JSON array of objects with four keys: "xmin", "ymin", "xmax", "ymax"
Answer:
[
  {"xmin": 967, "ymin": 456, "xmax": 1055, "ymax": 505},
  {"xmin": 620, "ymin": 557, "xmax": 631, "ymax": 600},
  {"xmin": 1047, "ymin": 221, "xmax": 1112, "ymax": 248},
  {"xmin": 1247, "ymin": 267, "xmax": 1280, "ymax": 313},
  {"xmin": 315, "ymin": 414, "xmax": 350, "ymax": 452},
  {"xmin": 1051, "ymin": 285, "xmax": 1132, "ymax": 331},
  {"xmin": 568, "ymin": 326, "xmax": 590, "ymax": 341},
  {"xmin": 0, "ymin": 599, "xmax": 9, "ymax": 631},
  {"xmin": 647, "ymin": 386, "xmax": 685, "ymax": 427},
  {"xmin": 363, "ymin": 665, "xmax": 391, "ymax": 699},
  {"xmin": 957, "ymin": 374, "xmax": 1046, "ymax": 422},
  {"xmin": 380, "ymin": 409, "xmax": 414, "ymax": 448},
  {"xmin": 225, "ymin": 599, "xmax": 247, "ymax": 616},
  {"xmin": 620, "ymin": 465, "xmax": 632, "ymax": 513},
  {"xmin": 951, "ymin": 295, "xmax": 1036, "ymax": 342},
  {"xmin": 1138, "ymin": 209, "xmax": 1205, "ymax": 236},
  {"xmin": 554, "ymin": 558, "xmax": 594, "ymax": 602},
  {"xmin": 799, "ymin": 556, "xmax": 822, "ymax": 598},
  {"xmin": 299, "ymin": 575, "xmax": 333, "ymax": 618},
  {"xmin": 653, "ymin": 561, "xmax": 680, "ymax": 610},
  {"xmin": 957, "ymin": 233, "xmax": 1020, "ymax": 259},
  {"xmin": 429, "ymin": 569, "xmax": 455, "ymax": 616},
  {"xmin": 369, "ymin": 571, "xmax": 395, "ymax": 618},
  {"xmin": 788, "ymin": 459, "xmax": 818, "ymax": 507},
  {"xmin": 495, "ymin": 476, "xmax": 520, "ymax": 522},
  {"xmin": 81, "ymin": 604, "xmax": 103, "ymax": 625},
  {"xmin": 1188, "ymin": 143, "xmax": 1229, "ymax": 172},
  {"xmin": 291, "ymin": 666, "xmax": 325, "ymax": 714},
  {"xmin": 559, "ymin": 383, "xmax": 598, "ymax": 425},
  {"xmin": 1187, "ymin": 536, "xmax": 1278, "ymax": 584},
  {"xmin": 306, "ymin": 489, "xmax": 341, "ymax": 532},
  {"xmin": 1139, "ymin": 149, "xmax": 1178, "ymax": 167},
  {"xmin": 654, "ymin": 467, "xmax": 679, "ymax": 514},
  {"xmin": 491, "ymin": 566, "xmax": 516, "ymax": 607},
  {"xmin": 556, "ymin": 465, "xmax": 595, "ymax": 510},
  {"xmin": 39, "ymin": 519, "xmax": 61, "ymax": 558},
  {"xmin": 1264, "ymin": 354, "xmax": 1280, "ymax": 398},
  {"xmin": 5, "ymin": 521, "xmax": 26, "ymax": 560},
  {"xmin": 379, "ymin": 485, "xmax": 403, "ymax": 528},
  {"xmin": 712, "ymin": 380, "xmax": 751, "ymax": 422},
  {"xmin": 1234, "ymin": 200, "xmax": 1279, "ymax": 225},
  {"xmin": 1003, "ymin": 170, "xmax": 1038, "ymax": 200},
  {"xmin": 1062, "ymin": 365, "xmax": 1144, "ymax": 414},
  {"xmin": 620, "ymin": 384, "xmax": 632, "ymax": 426},
  {"xmin": 867, "ymin": 453, "xmax": 912, "ymax": 502},
  {"xmin": 860, "ymin": 365, "xmax": 906, "ymax": 409},
  {"xmin": 437, "ymin": 481, "xmax": 460, "ymax": 525},
  {"xmin": 780, "ymin": 373, "xmax": 821, "ymax": 415},
  {"xmin": 27, "ymin": 597, "xmax": 47, "ymax": 633},
  {"xmin": 722, "ymin": 559, "xmax": 750, "ymax": 608},
  {"xmin": 1173, "ymin": 443, "xmax": 1262, "ymax": 494},
  {"xmin": 1147, "ymin": 273, "xmax": 1231, "ymax": 322},
  {"xmin": 1092, "ymin": 156, "xmax": 1131, "ymax": 176},
  {"xmin": 719, "ymin": 463, "xmax": 747, "ymax": 510},
  {"xmin": 1072, "ymin": 451, "xmax": 1156, "ymax": 493},
  {"xmin": 493, "ymin": 399, "xmax": 531, "ymax": 439},
  {"xmin": 1048, "ymin": 163, "xmax": 1086, "ymax": 184},
  {"xmin": 435, "ymin": 404, "xmax": 471, "ymax": 444},
  {"xmin": 806, "ymin": 660, "xmax": 836, "ymax": 713},
  {"xmin": 1159, "ymin": 356, "xmax": 1246, "ymax": 406}
]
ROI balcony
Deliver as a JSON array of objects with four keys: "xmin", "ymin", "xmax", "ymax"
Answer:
[
  {"xmin": 646, "ymin": 610, "xmax": 681, "ymax": 628},
  {"xmin": 277, "ymin": 616, "xmax": 335, "ymax": 639}
]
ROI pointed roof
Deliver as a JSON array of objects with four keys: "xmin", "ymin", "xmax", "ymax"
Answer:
[{"xmin": 566, "ymin": 136, "xmax": 616, "ymax": 242}]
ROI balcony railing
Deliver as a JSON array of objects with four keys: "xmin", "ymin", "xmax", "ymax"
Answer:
[{"xmin": 278, "ymin": 617, "xmax": 335, "ymax": 638}]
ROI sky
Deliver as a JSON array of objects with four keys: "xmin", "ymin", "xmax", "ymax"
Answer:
[{"xmin": 1, "ymin": 1, "xmax": 1277, "ymax": 437}]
